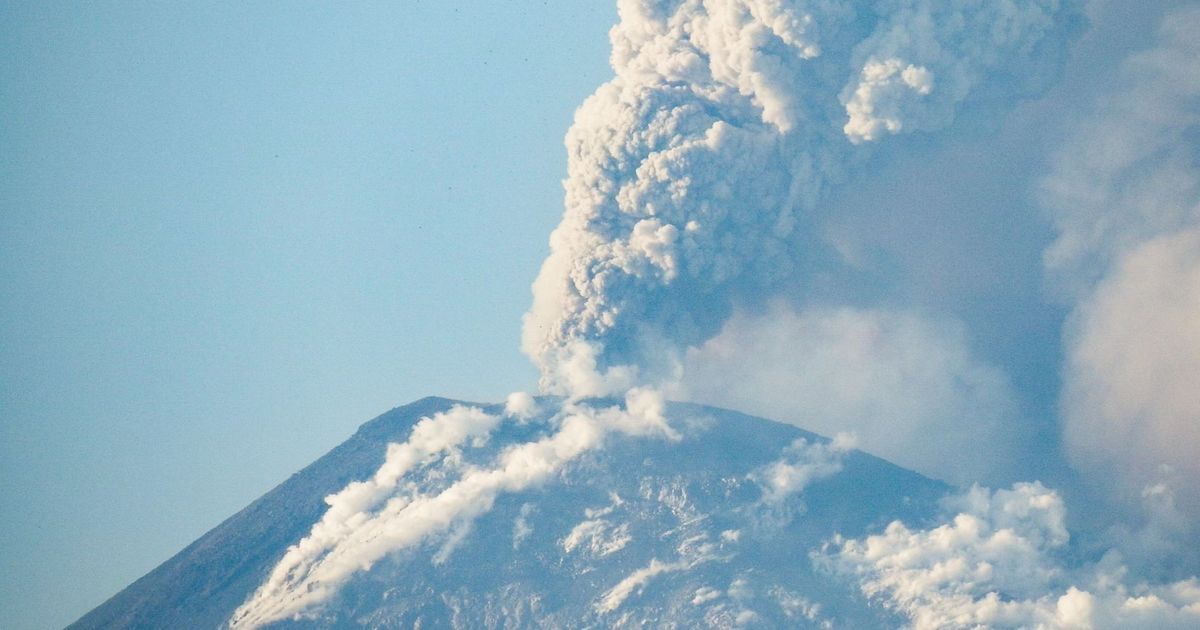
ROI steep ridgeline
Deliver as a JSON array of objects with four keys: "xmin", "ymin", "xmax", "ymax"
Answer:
[{"xmin": 71, "ymin": 397, "xmax": 948, "ymax": 628}]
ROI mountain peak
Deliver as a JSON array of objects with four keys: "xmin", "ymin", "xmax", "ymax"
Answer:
[{"xmin": 71, "ymin": 396, "xmax": 946, "ymax": 629}]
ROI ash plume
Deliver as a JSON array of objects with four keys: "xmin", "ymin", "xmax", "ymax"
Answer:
[{"xmin": 522, "ymin": 0, "xmax": 1075, "ymax": 396}]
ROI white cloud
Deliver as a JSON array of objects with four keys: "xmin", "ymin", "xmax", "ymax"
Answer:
[
  {"xmin": 822, "ymin": 483, "xmax": 1200, "ymax": 629},
  {"xmin": 769, "ymin": 586, "xmax": 830, "ymax": 626},
  {"xmin": 843, "ymin": 57, "xmax": 935, "ymax": 142},
  {"xmin": 243, "ymin": 404, "xmax": 502, "ymax": 611},
  {"xmin": 229, "ymin": 404, "xmax": 503, "ymax": 627},
  {"xmin": 562, "ymin": 518, "xmax": 632, "ymax": 557},
  {"xmin": 512, "ymin": 502, "xmax": 535, "ymax": 550},
  {"xmin": 523, "ymin": 0, "xmax": 1076, "ymax": 395},
  {"xmin": 692, "ymin": 586, "xmax": 722, "ymax": 605},
  {"xmin": 750, "ymin": 434, "xmax": 852, "ymax": 504},
  {"xmin": 504, "ymin": 391, "xmax": 540, "ymax": 421},
  {"xmin": 1041, "ymin": 5, "xmax": 1200, "ymax": 528},
  {"xmin": 1062, "ymin": 229, "xmax": 1200, "ymax": 513},
  {"xmin": 1042, "ymin": 7, "xmax": 1200, "ymax": 294},
  {"xmin": 840, "ymin": 0, "xmax": 1062, "ymax": 143},
  {"xmin": 562, "ymin": 495, "xmax": 634, "ymax": 559},
  {"xmin": 671, "ymin": 304, "xmax": 1024, "ymax": 486}
]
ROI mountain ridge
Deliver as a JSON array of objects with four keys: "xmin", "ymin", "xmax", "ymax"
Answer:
[
  {"xmin": 70, "ymin": 396, "xmax": 948, "ymax": 629},
  {"xmin": 69, "ymin": 397, "xmax": 472, "ymax": 630}
]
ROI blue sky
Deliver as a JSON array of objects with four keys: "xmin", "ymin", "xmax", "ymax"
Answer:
[{"xmin": 0, "ymin": 3, "xmax": 614, "ymax": 628}]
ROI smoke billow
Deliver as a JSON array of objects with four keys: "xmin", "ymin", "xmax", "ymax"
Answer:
[{"xmin": 523, "ymin": 0, "xmax": 1075, "ymax": 396}]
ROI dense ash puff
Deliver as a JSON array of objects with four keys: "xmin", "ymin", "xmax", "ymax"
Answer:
[{"xmin": 522, "ymin": 0, "xmax": 1076, "ymax": 395}]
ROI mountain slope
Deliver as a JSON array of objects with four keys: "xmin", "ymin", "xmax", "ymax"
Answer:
[{"xmin": 71, "ymin": 396, "xmax": 949, "ymax": 628}]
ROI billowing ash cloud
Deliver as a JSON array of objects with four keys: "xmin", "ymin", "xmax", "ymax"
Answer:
[
  {"xmin": 1041, "ymin": 6, "xmax": 1200, "ymax": 527},
  {"xmin": 523, "ymin": 0, "xmax": 1075, "ymax": 395},
  {"xmin": 822, "ymin": 483, "xmax": 1200, "ymax": 629},
  {"xmin": 230, "ymin": 391, "xmax": 678, "ymax": 629}
]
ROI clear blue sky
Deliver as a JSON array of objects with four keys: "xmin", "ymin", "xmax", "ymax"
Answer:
[{"xmin": 0, "ymin": 3, "xmax": 615, "ymax": 628}]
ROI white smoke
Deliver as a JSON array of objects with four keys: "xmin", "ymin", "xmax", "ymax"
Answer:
[
  {"xmin": 750, "ymin": 432, "xmax": 854, "ymax": 504},
  {"xmin": 1063, "ymin": 231, "xmax": 1200, "ymax": 510},
  {"xmin": 230, "ymin": 391, "xmax": 679, "ymax": 629},
  {"xmin": 504, "ymin": 390, "xmax": 540, "ymax": 420},
  {"xmin": 1041, "ymin": 6, "xmax": 1200, "ymax": 528},
  {"xmin": 523, "ymin": 0, "xmax": 1076, "ymax": 394},
  {"xmin": 822, "ymin": 483, "xmax": 1200, "ymax": 629},
  {"xmin": 228, "ymin": 404, "xmax": 503, "ymax": 628},
  {"xmin": 671, "ymin": 305, "xmax": 1025, "ymax": 486}
]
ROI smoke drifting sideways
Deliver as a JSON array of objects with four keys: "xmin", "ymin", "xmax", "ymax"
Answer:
[
  {"xmin": 522, "ymin": 0, "xmax": 1075, "ymax": 397},
  {"xmin": 1041, "ymin": 5, "xmax": 1200, "ymax": 563},
  {"xmin": 230, "ymin": 391, "xmax": 680, "ymax": 629}
]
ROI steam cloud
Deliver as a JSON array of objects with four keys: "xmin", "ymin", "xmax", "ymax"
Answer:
[
  {"xmin": 751, "ymin": 432, "xmax": 854, "ymax": 505},
  {"xmin": 1042, "ymin": 6, "xmax": 1200, "ymax": 529},
  {"xmin": 822, "ymin": 483, "xmax": 1200, "ymax": 629},
  {"xmin": 670, "ymin": 305, "xmax": 1024, "ymax": 486},
  {"xmin": 522, "ymin": 0, "xmax": 1073, "ymax": 395}
]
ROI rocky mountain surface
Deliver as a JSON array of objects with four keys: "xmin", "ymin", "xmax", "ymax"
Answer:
[{"xmin": 71, "ymin": 396, "xmax": 950, "ymax": 629}]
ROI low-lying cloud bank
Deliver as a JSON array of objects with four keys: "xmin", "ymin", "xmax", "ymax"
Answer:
[{"xmin": 822, "ymin": 483, "xmax": 1200, "ymax": 629}]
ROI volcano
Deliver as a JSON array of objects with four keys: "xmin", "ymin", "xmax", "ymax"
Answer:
[{"xmin": 70, "ymin": 396, "xmax": 950, "ymax": 629}]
